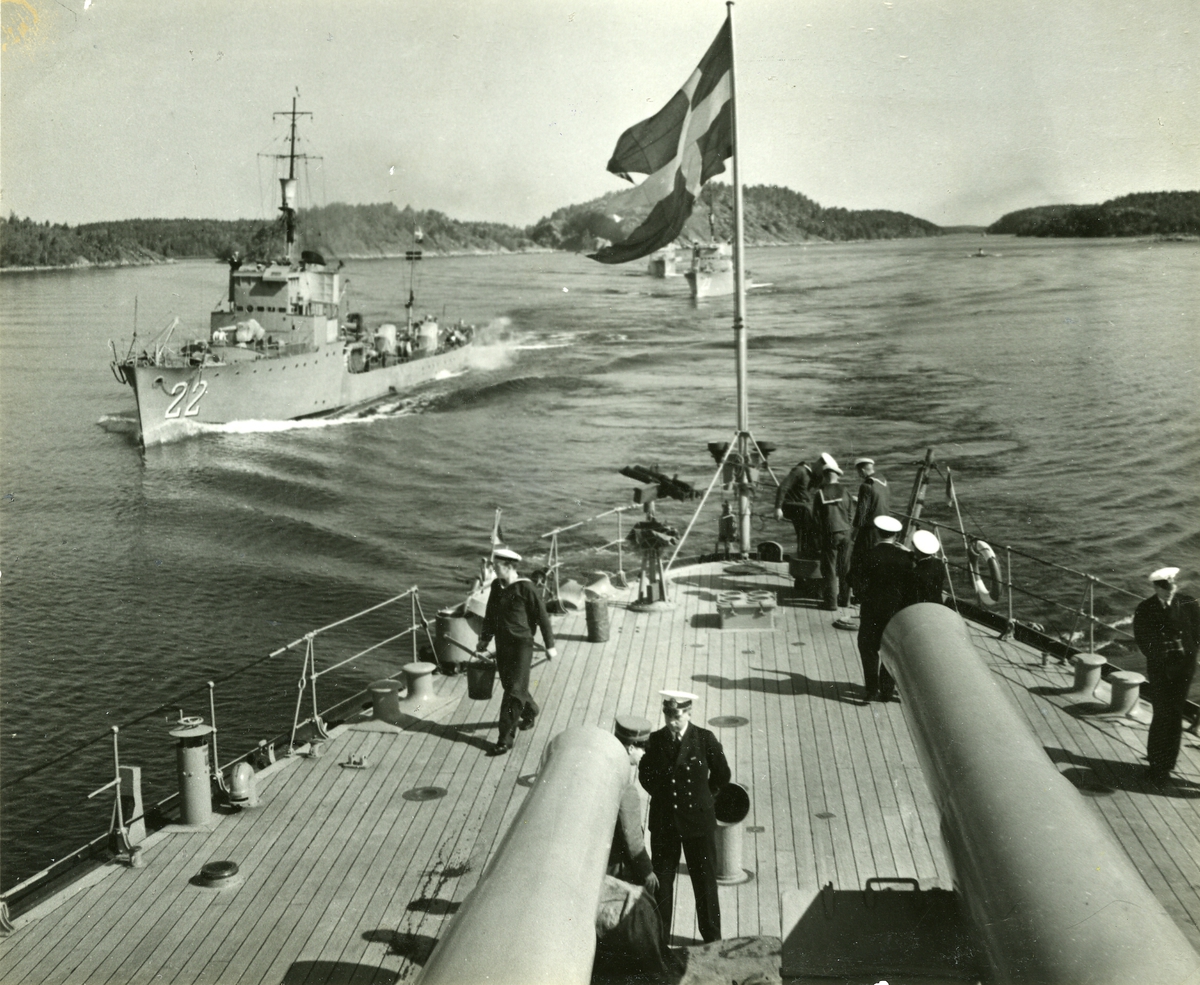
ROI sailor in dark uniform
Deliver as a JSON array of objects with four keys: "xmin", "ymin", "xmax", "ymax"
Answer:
[
  {"xmin": 773, "ymin": 459, "xmax": 815, "ymax": 556},
  {"xmin": 848, "ymin": 456, "xmax": 890, "ymax": 600},
  {"xmin": 475, "ymin": 547, "xmax": 558, "ymax": 756},
  {"xmin": 856, "ymin": 515, "xmax": 911, "ymax": 701},
  {"xmin": 907, "ymin": 529, "xmax": 946, "ymax": 605},
  {"xmin": 811, "ymin": 454, "xmax": 853, "ymax": 611},
  {"xmin": 1133, "ymin": 566, "xmax": 1200, "ymax": 784},
  {"xmin": 638, "ymin": 690, "xmax": 731, "ymax": 944}
]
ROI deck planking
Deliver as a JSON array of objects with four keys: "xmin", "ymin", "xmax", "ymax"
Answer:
[{"xmin": 3, "ymin": 559, "xmax": 1198, "ymax": 982}]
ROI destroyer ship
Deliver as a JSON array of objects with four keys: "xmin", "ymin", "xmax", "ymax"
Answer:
[{"xmin": 112, "ymin": 98, "xmax": 474, "ymax": 448}]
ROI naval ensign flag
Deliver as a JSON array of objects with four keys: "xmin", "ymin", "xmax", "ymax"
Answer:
[{"xmin": 590, "ymin": 19, "xmax": 733, "ymax": 264}]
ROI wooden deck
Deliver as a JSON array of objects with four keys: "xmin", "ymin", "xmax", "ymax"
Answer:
[{"xmin": 3, "ymin": 560, "xmax": 1198, "ymax": 984}]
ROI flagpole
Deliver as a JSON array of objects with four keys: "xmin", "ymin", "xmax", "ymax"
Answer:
[{"xmin": 726, "ymin": 2, "xmax": 751, "ymax": 555}]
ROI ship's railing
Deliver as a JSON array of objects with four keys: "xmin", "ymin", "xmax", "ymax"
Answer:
[
  {"xmin": 538, "ymin": 506, "xmax": 638, "ymax": 609},
  {"xmin": 271, "ymin": 587, "xmax": 438, "ymax": 748},
  {"xmin": 0, "ymin": 588, "xmax": 436, "ymax": 911}
]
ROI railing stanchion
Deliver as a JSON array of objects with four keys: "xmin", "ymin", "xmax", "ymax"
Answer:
[
  {"xmin": 207, "ymin": 681, "xmax": 221, "ymax": 785},
  {"xmin": 412, "ymin": 592, "xmax": 419, "ymax": 665},
  {"xmin": 1088, "ymin": 576, "xmax": 1095, "ymax": 654},
  {"xmin": 1002, "ymin": 546, "xmax": 1014, "ymax": 640}
]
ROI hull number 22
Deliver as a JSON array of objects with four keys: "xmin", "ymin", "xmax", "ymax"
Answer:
[{"xmin": 165, "ymin": 380, "xmax": 208, "ymax": 419}]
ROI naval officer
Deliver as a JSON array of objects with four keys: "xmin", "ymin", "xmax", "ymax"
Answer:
[
  {"xmin": 638, "ymin": 690, "xmax": 731, "ymax": 943},
  {"xmin": 1133, "ymin": 566, "xmax": 1200, "ymax": 784}
]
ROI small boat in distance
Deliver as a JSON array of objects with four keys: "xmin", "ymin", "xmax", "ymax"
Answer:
[
  {"xmin": 111, "ymin": 97, "xmax": 475, "ymax": 448},
  {"xmin": 646, "ymin": 245, "xmax": 685, "ymax": 277},
  {"xmin": 684, "ymin": 240, "xmax": 734, "ymax": 298}
]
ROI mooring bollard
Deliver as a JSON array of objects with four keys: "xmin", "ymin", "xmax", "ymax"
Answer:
[
  {"xmin": 369, "ymin": 680, "xmax": 403, "ymax": 724},
  {"xmin": 1067, "ymin": 652, "xmax": 1107, "ymax": 699}
]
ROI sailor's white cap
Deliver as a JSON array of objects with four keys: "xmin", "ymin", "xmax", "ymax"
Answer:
[
  {"xmin": 1150, "ymin": 566, "xmax": 1180, "ymax": 584},
  {"xmin": 660, "ymin": 689, "xmax": 698, "ymax": 710},
  {"xmin": 819, "ymin": 453, "xmax": 842, "ymax": 475},
  {"xmin": 492, "ymin": 547, "xmax": 522, "ymax": 563},
  {"xmin": 873, "ymin": 515, "xmax": 902, "ymax": 534},
  {"xmin": 854, "ymin": 457, "xmax": 875, "ymax": 467},
  {"xmin": 912, "ymin": 530, "xmax": 941, "ymax": 555}
]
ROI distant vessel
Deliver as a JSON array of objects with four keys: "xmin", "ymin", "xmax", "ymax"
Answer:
[
  {"xmin": 111, "ymin": 97, "xmax": 474, "ymax": 448},
  {"xmin": 646, "ymin": 245, "xmax": 685, "ymax": 277},
  {"xmin": 684, "ymin": 241, "xmax": 734, "ymax": 298}
]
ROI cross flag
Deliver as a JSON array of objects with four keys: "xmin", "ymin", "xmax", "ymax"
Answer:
[{"xmin": 590, "ymin": 19, "xmax": 733, "ymax": 264}]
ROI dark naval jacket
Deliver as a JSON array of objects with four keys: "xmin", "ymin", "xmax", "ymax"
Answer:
[
  {"xmin": 479, "ymin": 577, "xmax": 556, "ymax": 648},
  {"xmin": 639, "ymin": 724, "xmax": 731, "ymax": 838},
  {"xmin": 853, "ymin": 475, "xmax": 891, "ymax": 538},
  {"xmin": 1133, "ymin": 591, "xmax": 1200, "ymax": 673}
]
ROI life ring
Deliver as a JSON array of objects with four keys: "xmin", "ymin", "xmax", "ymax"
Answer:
[{"xmin": 969, "ymin": 540, "xmax": 1003, "ymax": 607}]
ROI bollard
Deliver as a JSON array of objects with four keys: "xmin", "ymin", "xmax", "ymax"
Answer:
[
  {"xmin": 714, "ymin": 782, "xmax": 751, "ymax": 884},
  {"xmin": 369, "ymin": 680, "xmax": 403, "ymax": 724},
  {"xmin": 1105, "ymin": 670, "xmax": 1146, "ymax": 718},
  {"xmin": 401, "ymin": 661, "xmax": 437, "ymax": 704},
  {"xmin": 170, "ymin": 718, "xmax": 214, "ymax": 827},
  {"xmin": 585, "ymin": 598, "xmax": 610, "ymax": 643},
  {"xmin": 1067, "ymin": 652, "xmax": 1107, "ymax": 699}
]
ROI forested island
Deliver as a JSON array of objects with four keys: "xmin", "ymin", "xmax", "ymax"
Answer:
[
  {"xmin": 988, "ymin": 191, "xmax": 1200, "ymax": 237},
  {"xmin": 0, "ymin": 184, "xmax": 941, "ymax": 270},
  {"xmin": 3, "ymin": 186, "xmax": 1195, "ymax": 270}
]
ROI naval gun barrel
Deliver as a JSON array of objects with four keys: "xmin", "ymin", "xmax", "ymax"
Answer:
[
  {"xmin": 415, "ymin": 727, "xmax": 629, "ymax": 985},
  {"xmin": 881, "ymin": 604, "xmax": 1200, "ymax": 984}
]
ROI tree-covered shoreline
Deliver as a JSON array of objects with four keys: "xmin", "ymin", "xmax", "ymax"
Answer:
[
  {"xmin": 4, "ymin": 186, "xmax": 1196, "ymax": 270},
  {"xmin": 988, "ymin": 191, "xmax": 1200, "ymax": 237}
]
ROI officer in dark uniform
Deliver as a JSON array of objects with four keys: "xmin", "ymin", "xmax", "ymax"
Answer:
[
  {"xmin": 812, "ymin": 454, "xmax": 853, "ymax": 611},
  {"xmin": 908, "ymin": 529, "xmax": 946, "ymax": 605},
  {"xmin": 848, "ymin": 456, "xmax": 890, "ymax": 599},
  {"xmin": 1133, "ymin": 566, "xmax": 1200, "ymax": 784},
  {"xmin": 774, "ymin": 459, "xmax": 815, "ymax": 556},
  {"xmin": 638, "ymin": 690, "xmax": 731, "ymax": 943},
  {"xmin": 856, "ymin": 515, "xmax": 912, "ymax": 701}
]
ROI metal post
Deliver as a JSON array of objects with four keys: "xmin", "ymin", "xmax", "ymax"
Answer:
[
  {"xmin": 111, "ymin": 727, "xmax": 126, "ymax": 838},
  {"xmin": 1002, "ymin": 546, "xmax": 1015, "ymax": 640},
  {"xmin": 1088, "ymin": 577, "xmax": 1095, "ymax": 654},
  {"xmin": 207, "ymin": 681, "xmax": 220, "ymax": 783}
]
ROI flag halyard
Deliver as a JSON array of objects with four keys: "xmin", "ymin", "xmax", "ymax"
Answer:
[{"xmin": 591, "ymin": 20, "xmax": 733, "ymax": 264}]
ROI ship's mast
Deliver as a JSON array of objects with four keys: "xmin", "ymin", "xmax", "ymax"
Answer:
[{"xmin": 273, "ymin": 94, "xmax": 313, "ymax": 262}]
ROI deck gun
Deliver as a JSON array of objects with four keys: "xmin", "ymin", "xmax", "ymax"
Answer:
[{"xmin": 619, "ymin": 465, "xmax": 698, "ymax": 505}]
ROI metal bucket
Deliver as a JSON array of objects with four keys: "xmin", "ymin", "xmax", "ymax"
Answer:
[{"xmin": 466, "ymin": 659, "xmax": 496, "ymax": 700}]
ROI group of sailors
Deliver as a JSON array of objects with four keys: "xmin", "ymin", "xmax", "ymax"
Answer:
[{"xmin": 774, "ymin": 452, "xmax": 947, "ymax": 701}]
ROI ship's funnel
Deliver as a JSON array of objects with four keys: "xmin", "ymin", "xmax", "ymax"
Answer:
[{"xmin": 279, "ymin": 178, "xmax": 298, "ymax": 211}]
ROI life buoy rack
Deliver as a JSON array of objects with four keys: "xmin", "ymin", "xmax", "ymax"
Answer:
[{"xmin": 969, "ymin": 540, "xmax": 1004, "ymax": 607}]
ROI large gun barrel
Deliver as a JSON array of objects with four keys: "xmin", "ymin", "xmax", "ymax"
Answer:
[
  {"xmin": 415, "ymin": 727, "xmax": 630, "ymax": 985},
  {"xmin": 882, "ymin": 604, "xmax": 1200, "ymax": 984}
]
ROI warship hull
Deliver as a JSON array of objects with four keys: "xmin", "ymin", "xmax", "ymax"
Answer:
[{"xmin": 125, "ymin": 344, "xmax": 473, "ymax": 447}]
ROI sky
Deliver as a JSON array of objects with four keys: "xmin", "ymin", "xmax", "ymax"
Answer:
[{"xmin": 1, "ymin": 0, "xmax": 1196, "ymax": 229}]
